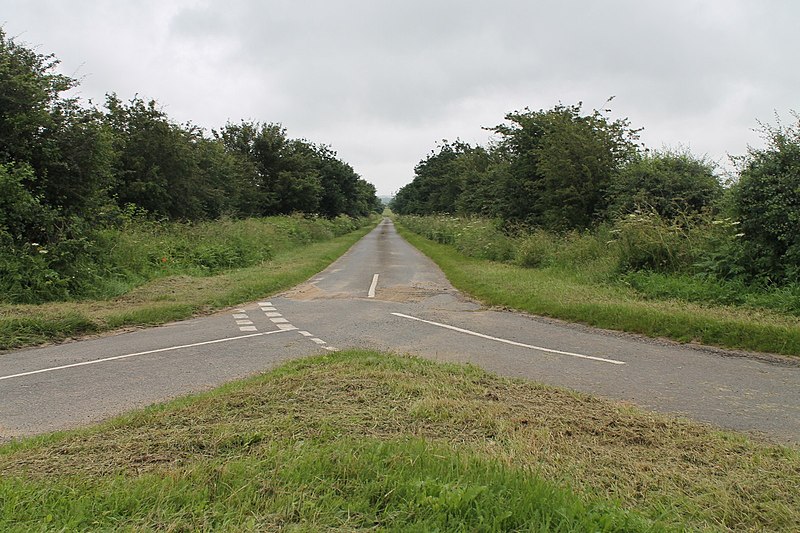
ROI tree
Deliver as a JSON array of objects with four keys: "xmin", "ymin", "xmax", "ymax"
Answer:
[
  {"xmin": 491, "ymin": 103, "xmax": 639, "ymax": 230},
  {"xmin": 732, "ymin": 115, "xmax": 800, "ymax": 282},
  {"xmin": 391, "ymin": 141, "xmax": 475, "ymax": 215},
  {"xmin": 0, "ymin": 29, "xmax": 114, "ymax": 217}
]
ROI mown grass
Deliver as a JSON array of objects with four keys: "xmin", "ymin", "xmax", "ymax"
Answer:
[
  {"xmin": 2, "ymin": 351, "xmax": 797, "ymax": 531},
  {"xmin": 396, "ymin": 223, "xmax": 800, "ymax": 357},
  {"xmin": 0, "ymin": 219, "xmax": 376, "ymax": 351}
]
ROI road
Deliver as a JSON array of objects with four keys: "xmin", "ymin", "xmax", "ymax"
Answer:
[{"xmin": 1, "ymin": 219, "xmax": 799, "ymax": 444}]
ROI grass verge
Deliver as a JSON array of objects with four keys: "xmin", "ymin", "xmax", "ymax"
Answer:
[
  {"xmin": 396, "ymin": 225, "xmax": 800, "ymax": 357},
  {"xmin": 2, "ymin": 351, "xmax": 797, "ymax": 531},
  {"xmin": 0, "ymin": 224, "xmax": 374, "ymax": 351}
]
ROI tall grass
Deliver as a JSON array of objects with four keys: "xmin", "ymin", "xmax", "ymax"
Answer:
[
  {"xmin": 0, "ymin": 217, "xmax": 375, "ymax": 350},
  {"xmin": 399, "ymin": 214, "xmax": 800, "ymax": 316},
  {"xmin": 0, "ymin": 215, "xmax": 366, "ymax": 304}
]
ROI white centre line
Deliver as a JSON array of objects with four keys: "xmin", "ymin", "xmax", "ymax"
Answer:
[
  {"xmin": 391, "ymin": 313, "xmax": 626, "ymax": 365},
  {"xmin": 368, "ymin": 273, "xmax": 379, "ymax": 298},
  {"xmin": 0, "ymin": 329, "xmax": 294, "ymax": 382}
]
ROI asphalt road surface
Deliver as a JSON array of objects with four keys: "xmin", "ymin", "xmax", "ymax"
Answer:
[{"xmin": 2, "ymin": 219, "xmax": 799, "ymax": 445}]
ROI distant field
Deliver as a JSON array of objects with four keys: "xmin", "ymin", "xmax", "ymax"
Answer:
[
  {"xmin": 0, "ymin": 216, "xmax": 376, "ymax": 351},
  {"xmin": 396, "ymin": 218, "xmax": 800, "ymax": 357},
  {"xmin": 1, "ymin": 350, "xmax": 797, "ymax": 531}
]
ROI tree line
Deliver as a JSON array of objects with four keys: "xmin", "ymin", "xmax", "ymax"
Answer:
[
  {"xmin": 0, "ymin": 28, "xmax": 381, "ymax": 251},
  {"xmin": 391, "ymin": 103, "xmax": 800, "ymax": 284}
]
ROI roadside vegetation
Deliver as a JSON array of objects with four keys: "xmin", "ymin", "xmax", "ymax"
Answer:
[
  {"xmin": 2, "ymin": 350, "xmax": 797, "ymax": 531},
  {"xmin": 396, "ymin": 216, "xmax": 800, "ymax": 356},
  {"xmin": 391, "ymin": 102, "xmax": 800, "ymax": 355},
  {"xmin": 0, "ymin": 29, "xmax": 382, "ymax": 349},
  {"xmin": 0, "ymin": 216, "xmax": 375, "ymax": 351},
  {"xmin": 0, "ymin": 29, "xmax": 381, "ymax": 305}
]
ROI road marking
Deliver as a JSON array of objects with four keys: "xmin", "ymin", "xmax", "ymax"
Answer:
[
  {"xmin": 298, "ymin": 331, "xmax": 313, "ymax": 337},
  {"xmin": 277, "ymin": 324, "xmax": 298, "ymax": 331},
  {"xmin": 239, "ymin": 326, "xmax": 258, "ymax": 332},
  {"xmin": 368, "ymin": 273, "xmax": 379, "ymax": 298},
  {"xmin": 391, "ymin": 313, "xmax": 626, "ymax": 365},
  {"xmin": 270, "ymin": 317, "xmax": 289, "ymax": 324},
  {"xmin": 236, "ymin": 320, "xmax": 254, "ymax": 325},
  {"xmin": 261, "ymin": 307, "xmax": 277, "ymax": 312},
  {"xmin": 311, "ymin": 338, "xmax": 326, "ymax": 345},
  {"xmin": 258, "ymin": 302, "xmax": 272, "ymax": 307},
  {"xmin": 0, "ymin": 329, "xmax": 294, "ymax": 382},
  {"xmin": 265, "ymin": 312, "xmax": 282, "ymax": 318},
  {"xmin": 232, "ymin": 313, "xmax": 249, "ymax": 319},
  {"xmin": 324, "ymin": 346, "xmax": 339, "ymax": 352}
]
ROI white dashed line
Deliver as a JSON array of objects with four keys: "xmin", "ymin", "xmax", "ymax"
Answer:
[
  {"xmin": 270, "ymin": 317, "xmax": 289, "ymax": 324},
  {"xmin": 236, "ymin": 320, "xmax": 254, "ymax": 325},
  {"xmin": 311, "ymin": 338, "xmax": 326, "ymax": 345},
  {"xmin": 368, "ymin": 273, "xmax": 379, "ymax": 298},
  {"xmin": 265, "ymin": 312, "xmax": 282, "ymax": 318},
  {"xmin": 261, "ymin": 307, "xmax": 277, "ymax": 312},
  {"xmin": 298, "ymin": 331, "xmax": 314, "ymax": 337},
  {"xmin": 277, "ymin": 324, "xmax": 297, "ymax": 331},
  {"xmin": 258, "ymin": 302, "xmax": 272, "ymax": 307},
  {"xmin": 323, "ymin": 346, "xmax": 339, "ymax": 352},
  {"xmin": 391, "ymin": 313, "xmax": 626, "ymax": 365},
  {"xmin": 239, "ymin": 326, "xmax": 258, "ymax": 332},
  {"xmin": 0, "ymin": 329, "xmax": 294, "ymax": 382},
  {"xmin": 232, "ymin": 313, "xmax": 249, "ymax": 319}
]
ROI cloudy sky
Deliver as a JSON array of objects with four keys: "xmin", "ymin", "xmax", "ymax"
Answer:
[{"xmin": 3, "ymin": 1, "xmax": 798, "ymax": 195}]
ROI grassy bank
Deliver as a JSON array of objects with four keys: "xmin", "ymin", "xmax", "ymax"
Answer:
[
  {"xmin": 2, "ymin": 351, "xmax": 797, "ymax": 531},
  {"xmin": 396, "ymin": 218, "xmax": 800, "ymax": 356},
  {"xmin": 0, "ymin": 216, "xmax": 375, "ymax": 351}
]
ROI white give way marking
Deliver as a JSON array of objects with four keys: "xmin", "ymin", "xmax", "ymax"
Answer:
[{"xmin": 391, "ymin": 312, "xmax": 626, "ymax": 365}]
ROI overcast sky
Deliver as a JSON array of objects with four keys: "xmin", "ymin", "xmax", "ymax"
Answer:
[{"xmin": 3, "ymin": 1, "xmax": 798, "ymax": 195}]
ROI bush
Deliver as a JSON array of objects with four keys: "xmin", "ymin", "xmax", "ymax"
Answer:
[
  {"xmin": 607, "ymin": 149, "xmax": 723, "ymax": 220},
  {"xmin": 733, "ymin": 115, "xmax": 800, "ymax": 283}
]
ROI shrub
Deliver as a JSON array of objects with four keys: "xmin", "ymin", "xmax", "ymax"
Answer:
[
  {"xmin": 733, "ymin": 115, "xmax": 800, "ymax": 283},
  {"xmin": 607, "ymin": 149, "xmax": 723, "ymax": 220}
]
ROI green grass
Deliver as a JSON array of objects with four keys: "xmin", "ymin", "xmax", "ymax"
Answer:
[
  {"xmin": 396, "ymin": 224, "xmax": 800, "ymax": 356},
  {"xmin": 2, "ymin": 351, "xmax": 797, "ymax": 531},
  {"xmin": 0, "ymin": 220, "xmax": 376, "ymax": 351}
]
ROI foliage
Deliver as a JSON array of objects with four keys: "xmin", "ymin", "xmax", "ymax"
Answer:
[
  {"xmin": 606, "ymin": 148, "xmax": 723, "ymax": 219},
  {"xmin": 733, "ymin": 115, "xmax": 800, "ymax": 283},
  {"xmin": 399, "ymin": 222, "xmax": 800, "ymax": 355},
  {"xmin": 491, "ymin": 103, "xmax": 640, "ymax": 230},
  {"xmin": 0, "ymin": 30, "xmax": 380, "ymax": 304},
  {"xmin": 392, "ymin": 103, "xmax": 641, "ymax": 231},
  {"xmin": 398, "ymin": 213, "xmax": 800, "ymax": 322},
  {"xmin": 391, "ymin": 140, "xmax": 479, "ymax": 216}
]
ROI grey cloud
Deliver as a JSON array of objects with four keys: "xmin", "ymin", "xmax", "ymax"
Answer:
[{"xmin": 3, "ymin": 0, "xmax": 799, "ymax": 194}]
